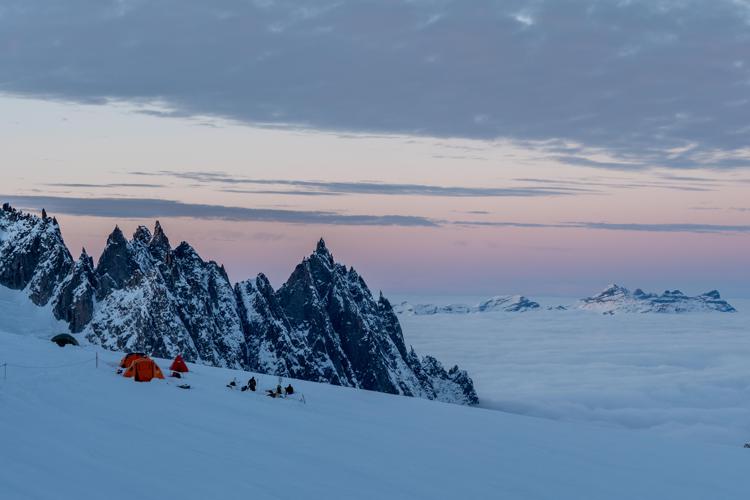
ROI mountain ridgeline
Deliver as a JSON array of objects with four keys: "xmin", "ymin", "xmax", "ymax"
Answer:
[{"xmin": 0, "ymin": 204, "xmax": 477, "ymax": 405}]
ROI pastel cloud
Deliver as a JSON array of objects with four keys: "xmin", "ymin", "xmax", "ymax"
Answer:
[{"xmin": 1, "ymin": 0, "xmax": 749, "ymax": 169}]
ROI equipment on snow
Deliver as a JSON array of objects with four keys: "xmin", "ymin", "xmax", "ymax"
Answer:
[{"xmin": 50, "ymin": 333, "xmax": 79, "ymax": 347}]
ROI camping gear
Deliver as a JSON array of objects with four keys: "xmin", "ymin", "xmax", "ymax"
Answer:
[
  {"xmin": 177, "ymin": 384, "xmax": 191, "ymax": 390},
  {"xmin": 169, "ymin": 354, "xmax": 189, "ymax": 373},
  {"xmin": 119, "ymin": 352, "xmax": 147, "ymax": 368},
  {"xmin": 50, "ymin": 333, "xmax": 79, "ymax": 347},
  {"xmin": 123, "ymin": 357, "xmax": 164, "ymax": 382}
]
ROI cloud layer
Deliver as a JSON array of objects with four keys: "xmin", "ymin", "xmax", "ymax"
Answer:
[
  {"xmin": 5, "ymin": 195, "xmax": 750, "ymax": 234},
  {"xmin": 1, "ymin": 195, "xmax": 438, "ymax": 227},
  {"xmin": 2, "ymin": 0, "xmax": 750, "ymax": 169},
  {"xmin": 133, "ymin": 170, "xmax": 590, "ymax": 197}
]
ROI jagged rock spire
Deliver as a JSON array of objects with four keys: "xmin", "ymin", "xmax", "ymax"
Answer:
[
  {"xmin": 149, "ymin": 220, "xmax": 171, "ymax": 260},
  {"xmin": 316, "ymin": 237, "xmax": 328, "ymax": 254},
  {"xmin": 107, "ymin": 225, "xmax": 127, "ymax": 245},
  {"xmin": 132, "ymin": 225, "xmax": 152, "ymax": 244}
]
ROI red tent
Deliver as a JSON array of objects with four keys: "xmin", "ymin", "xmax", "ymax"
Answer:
[{"xmin": 169, "ymin": 354, "xmax": 189, "ymax": 373}]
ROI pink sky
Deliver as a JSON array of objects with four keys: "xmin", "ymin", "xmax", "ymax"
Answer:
[{"xmin": 2, "ymin": 97, "xmax": 749, "ymax": 297}]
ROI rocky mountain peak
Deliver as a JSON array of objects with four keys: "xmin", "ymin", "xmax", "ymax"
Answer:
[
  {"xmin": 107, "ymin": 225, "xmax": 127, "ymax": 246},
  {"xmin": 1, "ymin": 206, "xmax": 477, "ymax": 406},
  {"xmin": 132, "ymin": 225, "xmax": 152, "ymax": 244},
  {"xmin": 148, "ymin": 221, "xmax": 171, "ymax": 260},
  {"xmin": 600, "ymin": 284, "xmax": 629, "ymax": 297},
  {"xmin": 0, "ymin": 204, "xmax": 74, "ymax": 306},
  {"xmin": 579, "ymin": 284, "xmax": 736, "ymax": 313}
]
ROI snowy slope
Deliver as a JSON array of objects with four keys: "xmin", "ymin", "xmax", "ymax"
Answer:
[
  {"xmin": 399, "ymin": 296, "xmax": 750, "ymax": 446},
  {"xmin": 1, "ymin": 328, "xmax": 748, "ymax": 500}
]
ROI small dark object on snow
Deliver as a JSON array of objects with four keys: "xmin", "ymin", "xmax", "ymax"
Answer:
[
  {"xmin": 177, "ymin": 384, "xmax": 191, "ymax": 390},
  {"xmin": 285, "ymin": 384, "xmax": 294, "ymax": 395},
  {"xmin": 116, "ymin": 368, "xmax": 123, "ymax": 375},
  {"xmin": 266, "ymin": 389, "xmax": 278, "ymax": 398},
  {"xmin": 51, "ymin": 333, "xmax": 79, "ymax": 347},
  {"xmin": 248, "ymin": 377, "xmax": 257, "ymax": 392},
  {"xmin": 240, "ymin": 386, "xmax": 248, "ymax": 392},
  {"xmin": 744, "ymin": 443, "xmax": 750, "ymax": 448},
  {"xmin": 170, "ymin": 371, "xmax": 182, "ymax": 378},
  {"xmin": 226, "ymin": 378, "xmax": 237, "ymax": 389}
]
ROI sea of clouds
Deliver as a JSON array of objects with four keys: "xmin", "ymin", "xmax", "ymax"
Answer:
[{"xmin": 398, "ymin": 296, "xmax": 750, "ymax": 446}]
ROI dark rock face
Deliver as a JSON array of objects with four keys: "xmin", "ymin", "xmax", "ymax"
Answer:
[
  {"xmin": 0, "ymin": 205, "xmax": 477, "ymax": 405},
  {"xmin": 86, "ymin": 226, "xmax": 246, "ymax": 368},
  {"xmin": 238, "ymin": 240, "xmax": 478, "ymax": 404},
  {"xmin": 53, "ymin": 249, "xmax": 98, "ymax": 332},
  {"xmin": 95, "ymin": 226, "xmax": 140, "ymax": 298},
  {"xmin": 0, "ymin": 204, "xmax": 73, "ymax": 306}
]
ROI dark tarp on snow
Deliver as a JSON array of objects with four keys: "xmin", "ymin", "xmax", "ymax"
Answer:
[{"xmin": 51, "ymin": 333, "xmax": 79, "ymax": 347}]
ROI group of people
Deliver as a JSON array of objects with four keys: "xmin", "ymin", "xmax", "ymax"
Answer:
[
  {"xmin": 266, "ymin": 383, "xmax": 294, "ymax": 398},
  {"xmin": 226, "ymin": 376, "xmax": 294, "ymax": 398}
]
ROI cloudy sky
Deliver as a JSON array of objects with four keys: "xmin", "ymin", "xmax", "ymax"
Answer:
[{"xmin": 1, "ymin": 0, "xmax": 749, "ymax": 296}]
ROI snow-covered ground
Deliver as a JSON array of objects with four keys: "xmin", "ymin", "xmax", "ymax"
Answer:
[
  {"xmin": 1, "ymin": 288, "xmax": 749, "ymax": 498},
  {"xmin": 1, "ymin": 324, "xmax": 749, "ymax": 498},
  {"xmin": 396, "ymin": 295, "xmax": 750, "ymax": 446}
]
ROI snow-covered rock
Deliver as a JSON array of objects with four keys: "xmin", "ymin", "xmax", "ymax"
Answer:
[
  {"xmin": 238, "ymin": 239, "xmax": 478, "ymax": 404},
  {"xmin": 476, "ymin": 295, "xmax": 540, "ymax": 312},
  {"xmin": 0, "ymin": 204, "xmax": 477, "ymax": 405},
  {"xmin": 578, "ymin": 284, "xmax": 737, "ymax": 314},
  {"xmin": 0, "ymin": 203, "xmax": 73, "ymax": 307},
  {"xmin": 395, "ymin": 295, "xmax": 540, "ymax": 315}
]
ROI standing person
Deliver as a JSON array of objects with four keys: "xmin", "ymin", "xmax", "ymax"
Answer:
[
  {"xmin": 248, "ymin": 377, "xmax": 257, "ymax": 392},
  {"xmin": 285, "ymin": 384, "xmax": 294, "ymax": 395}
]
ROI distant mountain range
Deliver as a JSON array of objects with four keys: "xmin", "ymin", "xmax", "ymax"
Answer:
[
  {"xmin": 394, "ymin": 286, "xmax": 736, "ymax": 315},
  {"xmin": 394, "ymin": 296, "xmax": 540, "ymax": 315},
  {"xmin": 0, "ymin": 203, "xmax": 477, "ymax": 405},
  {"xmin": 577, "ymin": 284, "xmax": 736, "ymax": 314}
]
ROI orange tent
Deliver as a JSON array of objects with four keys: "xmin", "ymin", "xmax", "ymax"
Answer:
[
  {"xmin": 119, "ymin": 352, "xmax": 146, "ymax": 368},
  {"xmin": 169, "ymin": 354, "xmax": 189, "ymax": 373},
  {"xmin": 123, "ymin": 357, "xmax": 165, "ymax": 382}
]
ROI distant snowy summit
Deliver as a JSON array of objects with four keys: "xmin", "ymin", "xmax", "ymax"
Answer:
[
  {"xmin": 394, "ymin": 295, "xmax": 540, "ymax": 315},
  {"xmin": 577, "ymin": 284, "xmax": 736, "ymax": 314}
]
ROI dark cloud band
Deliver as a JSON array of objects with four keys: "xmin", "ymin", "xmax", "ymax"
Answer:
[
  {"xmin": 2, "ymin": 0, "xmax": 749, "ymax": 169},
  {"xmin": 1, "ymin": 195, "xmax": 438, "ymax": 227}
]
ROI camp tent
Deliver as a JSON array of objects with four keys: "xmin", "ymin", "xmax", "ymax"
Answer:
[
  {"xmin": 123, "ymin": 357, "xmax": 164, "ymax": 382},
  {"xmin": 169, "ymin": 354, "xmax": 189, "ymax": 373},
  {"xmin": 51, "ymin": 333, "xmax": 79, "ymax": 347},
  {"xmin": 119, "ymin": 352, "xmax": 147, "ymax": 369}
]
